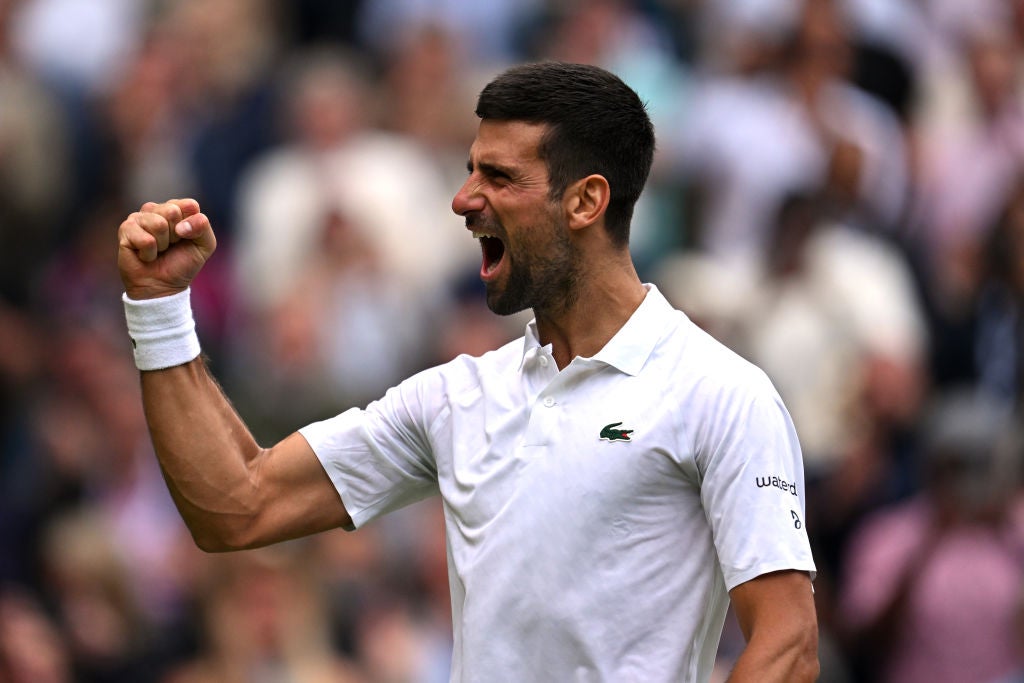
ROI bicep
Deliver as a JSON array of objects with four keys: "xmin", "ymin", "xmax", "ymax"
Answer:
[{"xmin": 244, "ymin": 431, "xmax": 353, "ymax": 548}]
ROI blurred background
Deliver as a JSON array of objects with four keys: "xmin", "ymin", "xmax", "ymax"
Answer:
[{"xmin": 2, "ymin": 0, "xmax": 1024, "ymax": 681}]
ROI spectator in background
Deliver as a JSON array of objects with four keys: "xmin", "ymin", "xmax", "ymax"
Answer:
[
  {"xmin": 669, "ymin": 0, "xmax": 907, "ymax": 267},
  {"xmin": 162, "ymin": 0, "xmax": 282, "ymax": 235},
  {"xmin": 525, "ymin": 0, "xmax": 692, "ymax": 270},
  {"xmin": 38, "ymin": 510, "xmax": 160, "ymax": 682},
  {"xmin": 227, "ymin": 47, "xmax": 476, "ymax": 433},
  {"xmin": 100, "ymin": 28, "xmax": 198, "ymax": 213},
  {"xmin": 926, "ymin": 173, "xmax": 1024, "ymax": 405},
  {"xmin": 911, "ymin": 17, "xmax": 1024, "ymax": 397},
  {"xmin": 231, "ymin": 47, "xmax": 471, "ymax": 315},
  {"xmin": 992, "ymin": 579, "xmax": 1024, "ymax": 683},
  {"xmin": 974, "ymin": 177, "xmax": 1024, "ymax": 405},
  {"xmin": 0, "ymin": 0, "xmax": 70, "ymax": 305},
  {"xmin": 375, "ymin": 23, "xmax": 478, "ymax": 165},
  {"xmin": 232, "ymin": 207, "xmax": 431, "ymax": 434},
  {"xmin": 355, "ymin": 0, "xmax": 540, "ymax": 69},
  {"xmin": 658, "ymin": 190, "xmax": 926, "ymax": 479},
  {"xmin": 7, "ymin": 0, "xmax": 143, "ymax": 97},
  {"xmin": 39, "ymin": 321, "xmax": 199, "ymax": 628},
  {"xmin": 162, "ymin": 547, "xmax": 362, "ymax": 683},
  {"xmin": 841, "ymin": 0, "xmax": 926, "ymax": 124},
  {"xmin": 839, "ymin": 390, "xmax": 1024, "ymax": 683},
  {"xmin": 0, "ymin": 587, "xmax": 72, "ymax": 683},
  {"xmin": 744, "ymin": 191, "xmax": 926, "ymax": 481}
]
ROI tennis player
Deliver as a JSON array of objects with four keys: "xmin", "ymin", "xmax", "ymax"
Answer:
[{"xmin": 117, "ymin": 62, "xmax": 818, "ymax": 682}]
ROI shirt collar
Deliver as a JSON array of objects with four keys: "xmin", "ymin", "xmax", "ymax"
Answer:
[{"xmin": 519, "ymin": 284, "xmax": 676, "ymax": 376}]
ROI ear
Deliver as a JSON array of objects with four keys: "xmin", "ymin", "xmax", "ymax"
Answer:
[{"xmin": 563, "ymin": 174, "xmax": 610, "ymax": 231}]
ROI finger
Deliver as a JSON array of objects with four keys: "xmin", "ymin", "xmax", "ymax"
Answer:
[
  {"xmin": 160, "ymin": 199, "xmax": 201, "ymax": 244},
  {"xmin": 135, "ymin": 211, "xmax": 173, "ymax": 253},
  {"xmin": 140, "ymin": 198, "xmax": 200, "ymax": 213},
  {"xmin": 145, "ymin": 200, "xmax": 185, "ymax": 228},
  {"xmin": 119, "ymin": 217, "xmax": 160, "ymax": 263},
  {"xmin": 174, "ymin": 212, "xmax": 217, "ymax": 257},
  {"xmin": 171, "ymin": 198, "xmax": 201, "ymax": 218}
]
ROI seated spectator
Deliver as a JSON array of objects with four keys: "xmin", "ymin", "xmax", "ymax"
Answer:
[{"xmin": 838, "ymin": 390, "xmax": 1024, "ymax": 683}]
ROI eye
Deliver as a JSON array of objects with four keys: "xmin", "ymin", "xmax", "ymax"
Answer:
[{"xmin": 486, "ymin": 166, "xmax": 514, "ymax": 185}]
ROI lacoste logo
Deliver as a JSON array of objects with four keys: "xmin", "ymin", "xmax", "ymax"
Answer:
[{"xmin": 600, "ymin": 422, "xmax": 634, "ymax": 442}]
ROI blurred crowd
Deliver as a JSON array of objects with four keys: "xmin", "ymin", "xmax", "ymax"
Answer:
[{"xmin": 3, "ymin": 0, "xmax": 1024, "ymax": 681}]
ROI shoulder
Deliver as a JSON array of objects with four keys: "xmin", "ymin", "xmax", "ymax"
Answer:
[
  {"xmin": 392, "ymin": 335, "xmax": 526, "ymax": 399},
  {"xmin": 659, "ymin": 311, "xmax": 779, "ymax": 401},
  {"xmin": 653, "ymin": 312, "xmax": 796, "ymax": 464}
]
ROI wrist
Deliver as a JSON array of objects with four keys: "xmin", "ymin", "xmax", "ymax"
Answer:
[
  {"xmin": 122, "ymin": 288, "xmax": 201, "ymax": 370},
  {"xmin": 123, "ymin": 282, "xmax": 189, "ymax": 301}
]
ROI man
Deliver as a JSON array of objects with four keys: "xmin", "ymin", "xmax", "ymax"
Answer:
[{"xmin": 117, "ymin": 62, "xmax": 818, "ymax": 682}]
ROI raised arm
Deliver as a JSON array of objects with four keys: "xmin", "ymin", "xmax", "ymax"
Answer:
[
  {"xmin": 726, "ymin": 569, "xmax": 819, "ymax": 682},
  {"xmin": 117, "ymin": 199, "xmax": 351, "ymax": 551}
]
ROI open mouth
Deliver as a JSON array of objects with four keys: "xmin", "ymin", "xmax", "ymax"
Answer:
[{"xmin": 473, "ymin": 231, "xmax": 506, "ymax": 278}]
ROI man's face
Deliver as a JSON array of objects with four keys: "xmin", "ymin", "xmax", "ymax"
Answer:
[{"xmin": 452, "ymin": 119, "xmax": 581, "ymax": 316}]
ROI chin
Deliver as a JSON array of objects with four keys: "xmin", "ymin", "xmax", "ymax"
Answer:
[{"xmin": 485, "ymin": 287, "xmax": 528, "ymax": 317}]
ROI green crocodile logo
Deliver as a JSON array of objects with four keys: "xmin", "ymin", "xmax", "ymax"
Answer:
[{"xmin": 600, "ymin": 422, "xmax": 634, "ymax": 442}]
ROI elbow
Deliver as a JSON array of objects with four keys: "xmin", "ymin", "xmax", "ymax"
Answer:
[
  {"xmin": 183, "ymin": 513, "xmax": 263, "ymax": 553},
  {"xmin": 187, "ymin": 526, "xmax": 243, "ymax": 553},
  {"xmin": 191, "ymin": 532, "xmax": 237, "ymax": 554},
  {"xmin": 169, "ymin": 482, "xmax": 270, "ymax": 552}
]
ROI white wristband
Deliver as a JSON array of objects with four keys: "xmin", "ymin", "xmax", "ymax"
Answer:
[{"xmin": 122, "ymin": 288, "xmax": 202, "ymax": 370}]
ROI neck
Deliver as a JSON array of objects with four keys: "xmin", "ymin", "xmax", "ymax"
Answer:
[{"xmin": 534, "ymin": 258, "xmax": 646, "ymax": 369}]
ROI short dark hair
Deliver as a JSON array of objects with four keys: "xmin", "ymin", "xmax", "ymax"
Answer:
[{"xmin": 475, "ymin": 62, "xmax": 655, "ymax": 246}]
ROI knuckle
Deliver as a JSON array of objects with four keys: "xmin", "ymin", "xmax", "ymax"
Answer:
[{"xmin": 142, "ymin": 214, "xmax": 168, "ymax": 234}]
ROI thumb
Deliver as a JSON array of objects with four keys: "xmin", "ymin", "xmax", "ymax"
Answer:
[{"xmin": 174, "ymin": 212, "xmax": 217, "ymax": 258}]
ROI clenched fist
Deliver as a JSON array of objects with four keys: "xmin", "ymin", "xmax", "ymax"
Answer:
[{"xmin": 117, "ymin": 198, "xmax": 217, "ymax": 300}]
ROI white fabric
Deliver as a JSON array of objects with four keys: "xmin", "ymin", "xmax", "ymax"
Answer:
[
  {"xmin": 122, "ymin": 289, "xmax": 201, "ymax": 371},
  {"xmin": 300, "ymin": 284, "xmax": 816, "ymax": 682}
]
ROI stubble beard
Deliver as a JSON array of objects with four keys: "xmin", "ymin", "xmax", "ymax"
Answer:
[{"xmin": 485, "ymin": 214, "xmax": 582, "ymax": 317}]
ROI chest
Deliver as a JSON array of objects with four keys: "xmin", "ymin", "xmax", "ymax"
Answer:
[{"xmin": 430, "ymin": 365, "xmax": 701, "ymax": 536}]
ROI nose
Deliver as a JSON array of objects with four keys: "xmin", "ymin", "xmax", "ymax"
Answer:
[{"xmin": 452, "ymin": 175, "xmax": 485, "ymax": 217}]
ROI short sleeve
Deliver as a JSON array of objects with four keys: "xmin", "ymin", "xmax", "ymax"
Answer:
[
  {"xmin": 696, "ymin": 378, "xmax": 817, "ymax": 590},
  {"xmin": 299, "ymin": 371, "xmax": 441, "ymax": 529}
]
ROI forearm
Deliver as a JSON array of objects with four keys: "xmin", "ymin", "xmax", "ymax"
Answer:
[
  {"xmin": 141, "ymin": 357, "xmax": 266, "ymax": 551},
  {"xmin": 727, "ymin": 571, "xmax": 820, "ymax": 683},
  {"xmin": 119, "ymin": 200, "xmax": 349, "ymax": 550},
  {"xmin": 724, "ymin": 629, "xmax": 819, "ymax": 683}
]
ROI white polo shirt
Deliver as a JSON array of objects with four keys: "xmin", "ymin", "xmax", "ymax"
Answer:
[{"xmin": 300, "ymin": 284, "xmax": 815, "ymax": 682}]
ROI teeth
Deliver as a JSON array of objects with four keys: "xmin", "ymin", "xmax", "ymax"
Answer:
[{"xmin": 472, "ymin": 231, "xmax": 496, "ymax": 240}]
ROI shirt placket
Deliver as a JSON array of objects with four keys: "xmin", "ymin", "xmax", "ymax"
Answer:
[{"xmin": 521, "ymin": 348, "xmax": 562, "ymax": 448}]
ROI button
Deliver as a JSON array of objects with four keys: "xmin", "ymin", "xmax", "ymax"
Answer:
[
  {"xmin": 543, "ymin": 396, "xmax": 555, "ymax": 408},
  {"xmin": 538, "ymin": 356, "xmax": 549, "ymax": 368}
]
